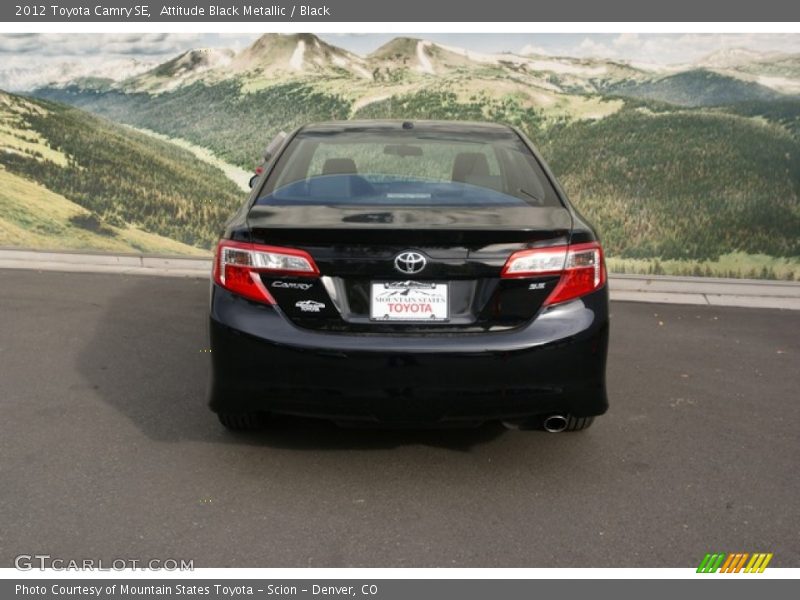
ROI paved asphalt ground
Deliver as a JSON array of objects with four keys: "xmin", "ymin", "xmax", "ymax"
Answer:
[{"xmin": 1, "ymin": 269, "xmax": 798, "ymax": 568}]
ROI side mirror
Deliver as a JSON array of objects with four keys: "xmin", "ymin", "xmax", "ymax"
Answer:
[{"xmin": 249, "ymin": 174, "xmax": 259, "ymax": 189}]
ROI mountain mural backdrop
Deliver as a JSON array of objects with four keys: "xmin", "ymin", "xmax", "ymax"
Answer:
[{"xmin": 2, "ymin": 33, "xmax": 799, "ymax": 278}]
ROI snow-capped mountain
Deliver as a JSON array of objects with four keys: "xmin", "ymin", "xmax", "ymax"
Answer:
[
  {"xmin": 230, "ymin": 33, "xmax": 370, "ymax": 78},
  {"xmin": 0, "ymin": 57, "xmax": 156, "ymax": 92},
  {"xmin": 121, "ymin": 48, "xmax": 234, "ymax": 92},
  {"xmin": 697, "ymin": 48, "xmax": 776, "ymax": 69},
  {"xmin": 12, "ymin": 33, "xmax": 800, "ymax": 103}
]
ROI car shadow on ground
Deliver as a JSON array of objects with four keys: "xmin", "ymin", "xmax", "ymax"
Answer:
[{"xmin": 76, "ymin": 277, "xmax": 507, "ymax": 451}]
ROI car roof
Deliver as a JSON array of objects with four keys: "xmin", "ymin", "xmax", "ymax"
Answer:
[{"xmin": 298, "ymin": 119, "xmax": 516, "ymax": 136}]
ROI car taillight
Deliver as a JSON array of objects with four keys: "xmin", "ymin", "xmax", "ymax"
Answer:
[
  {"xmin": 212, "ymin": 240, "xmax": 319, "ymax": 304},
  {"xmin": 501, "ymin": 241, "xmax": 606, "ymax": 306}
]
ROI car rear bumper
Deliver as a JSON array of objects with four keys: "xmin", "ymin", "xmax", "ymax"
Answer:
[{"xmin": 208, "ymin": 285, "xmax": 609, "ymax": 424}]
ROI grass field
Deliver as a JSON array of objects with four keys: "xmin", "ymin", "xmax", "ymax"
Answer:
[
  {"xmin": 0, "ymin": 167, "xmax": 206, "ymax": 255},
  {"xmin": 607, "ymin": 252, "xmax": 799, "ymax": 280}
]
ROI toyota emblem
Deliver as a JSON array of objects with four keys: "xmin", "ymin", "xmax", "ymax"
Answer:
[{"xmin": 394, "ymin": 251, "xmax": 427, "ymax": 275}]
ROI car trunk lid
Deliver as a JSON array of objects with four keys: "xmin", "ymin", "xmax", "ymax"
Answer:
[{"xmin": 247, "ymin": 205, "xmax": 573, "ymax": 332}]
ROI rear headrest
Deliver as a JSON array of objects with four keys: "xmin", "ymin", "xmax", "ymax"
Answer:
[
  {"xmin": 452, "ymin": 153, "xmax": 490, "ymax": 183},
  {"xmin": 322, "ymin": 158, "xmax": 358, "ymax": 175}
]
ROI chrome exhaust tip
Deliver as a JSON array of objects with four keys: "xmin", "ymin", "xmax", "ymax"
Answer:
[{"xmin": 542, "ymin": 414, "xmax": 568, "ymax": 433}]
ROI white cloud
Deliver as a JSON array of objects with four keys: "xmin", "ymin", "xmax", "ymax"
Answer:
[
  {"xmin": 612, "ymin": 33, "xmax": 641, "ymax": 49},
  {"xmin": 519, "ymin": 44, "xmax": 552, "ymax": 56},
  {"xmin": 570, "ymin": 33, "xmax": 800, "ymax": 65},
  {"xmin": 0, "ymin": 33, "xmax": 251, "ymax": 58},
  {"xmin": 577, "ymin": 37, "xmax": 611, "ymax": 55},
  {"xmin": 0, "ymin": 55, "xmax": 158, "ymax": 91},
  {"xmin": 0, "ymin": 33, "xmax": 259, "ymax": 91}
]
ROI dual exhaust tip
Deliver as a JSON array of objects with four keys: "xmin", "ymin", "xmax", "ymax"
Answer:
[
  {"xmin": 542, "ymin": 414, "xmax": 568, "ymax": 433},
  {"xmin": 503, "ymin": 414, "xmax": 569, "ymax": 432}
]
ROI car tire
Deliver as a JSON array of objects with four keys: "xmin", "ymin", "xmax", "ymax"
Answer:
[{"xmin": 217, "ymin": 412, "xmax": 266, "ymax": 431}]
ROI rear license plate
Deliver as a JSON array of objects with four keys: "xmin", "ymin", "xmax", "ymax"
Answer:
[{"xmin": 370, "ymin": 281, "xmax": 449, "ymax": 322}]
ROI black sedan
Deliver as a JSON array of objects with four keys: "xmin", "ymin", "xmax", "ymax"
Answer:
[{"xmin": 209, "ymin": 120, "xmax": 608, "ymax": 432}]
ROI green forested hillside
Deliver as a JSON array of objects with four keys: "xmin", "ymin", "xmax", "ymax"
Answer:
[
  {"xmin": 604, "ymin": 69, "xmax": 781, "ymax": 107},
  {"xmin": 360, "ymin": 93, "xmax": 800, "ymax": 262},
  {"xmin": 724, "ymin": 98, "xmax": 800, "ymax": 138},
  {"xmin": 0, "ymin": 167, "xmax": 207, "ymax": 255},
  {"xmin": 35, "ymin": 81, "xmax": 800, "ymax": 270},
  {"xmin": 537, "ymin": 107, "xmax": 800, "ymax": 260},
  {"xmin": 41, "ymin": 82, "xmax": 351, "ymax": 169},
  {"xmin": 353, "ymin": 89, "xmax": 548, "ymax": 132},
  {"xmin": 0, "ymin": 91, "xmax": 243, "ymax": 249}
]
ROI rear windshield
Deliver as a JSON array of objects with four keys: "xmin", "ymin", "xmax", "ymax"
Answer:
[{"xmin": 255, "ymin": 127, "xmax": 561, "ymax": 208}]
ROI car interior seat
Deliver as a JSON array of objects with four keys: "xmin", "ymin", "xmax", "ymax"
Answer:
[
  {"xmin": 309, "ymin": 158, "xmax": 374, "ymax": 198},
  {"xmin": 451, "ymin": 152, "xmax": 502, "ymax": 193}
]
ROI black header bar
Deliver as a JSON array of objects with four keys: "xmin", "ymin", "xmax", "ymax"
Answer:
[{"xmin": 3, "ymin": 0, "xmax": 799, "ymax": 22}]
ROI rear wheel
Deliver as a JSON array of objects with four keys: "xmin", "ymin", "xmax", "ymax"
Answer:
[{"xmin": 217, "ymin": 412, "xmax": 266, "ymax": 431}]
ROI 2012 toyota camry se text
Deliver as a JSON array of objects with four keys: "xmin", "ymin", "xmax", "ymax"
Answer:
[{"xmin": 208, "ymin": 120, "xmax": 609, "ymax": 432}]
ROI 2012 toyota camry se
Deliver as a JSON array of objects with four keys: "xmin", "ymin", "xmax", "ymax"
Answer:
[{"xmin": 208, "ymin": 120, "xmax": 608, "ymax": 432}]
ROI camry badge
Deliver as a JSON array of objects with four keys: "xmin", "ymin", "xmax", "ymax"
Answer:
[{"xmin": 394, "ymin": 251, "xmax": 427, "ymax": 275}]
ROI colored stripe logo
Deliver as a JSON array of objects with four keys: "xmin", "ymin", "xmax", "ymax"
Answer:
[{"xmin": 697, "ymin": 553, "xmax": 773, "ymax": 573}]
